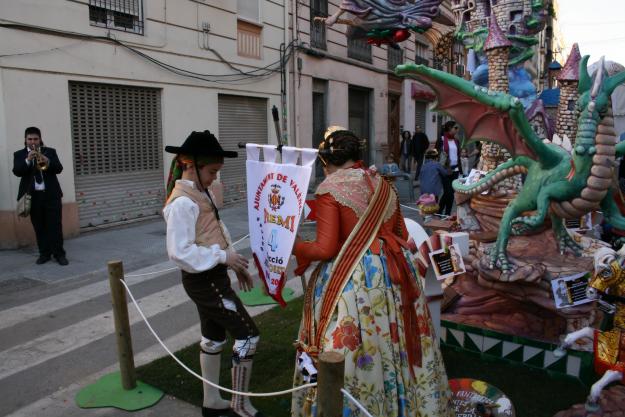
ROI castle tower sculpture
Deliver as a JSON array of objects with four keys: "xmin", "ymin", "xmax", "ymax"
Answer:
[
  {"xmin": 478, "ymin": 15, "xmax": 512, "ymax": 173},
  {"xmin": 555, "ymin": 43, "xmax": 582, "ymax": 144}
]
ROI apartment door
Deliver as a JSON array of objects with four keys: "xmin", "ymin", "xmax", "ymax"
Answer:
[
  {"xmin": 348, "ymin": 86, "xmax": 371, "ymax": 166},
  {"xmin": 388, "ymin": 93, "xmax": 401, "ymax": 161},
  {"xmin": 312, "ymin": 91, "xmax": 326, "ymax": 181}
]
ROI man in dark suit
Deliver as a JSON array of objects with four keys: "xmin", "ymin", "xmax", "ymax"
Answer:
[
  {"xmin": 411, "ymin": 124, "xmax": 430, "ymax": 180},
  {"xmin": 13, "ymin": 127, "xmax": 68, "ymax": 265}
]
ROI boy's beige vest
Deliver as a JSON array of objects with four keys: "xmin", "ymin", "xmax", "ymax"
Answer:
[{"xmin": 167, "ymin": 181, "xmax": 229, "ymax": 250}]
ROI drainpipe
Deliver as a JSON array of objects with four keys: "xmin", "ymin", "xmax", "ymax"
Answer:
[
  {"xmin": 291, "ymin": 0, "xmax": 299, "ymax": 147},
  {"xmin": 283, "ymin": 0, "xmax": 291, "ymax": 147}
]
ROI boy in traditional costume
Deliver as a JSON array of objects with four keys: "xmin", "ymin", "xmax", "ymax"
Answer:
[{"xmin": 163, "ymin": 131, "xmax": 264, "ymax": 417}]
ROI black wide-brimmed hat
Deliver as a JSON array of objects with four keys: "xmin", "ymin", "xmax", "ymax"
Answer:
[{"xmin": 165, "ymin": 130, "xmax": 238, "ymax": 158}]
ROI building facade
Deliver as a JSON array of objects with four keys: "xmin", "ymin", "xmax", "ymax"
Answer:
[
  {"xmin": 0, "ymin": 0, "xmax": 287, "ymax": 248},
  {"xmin": 0, "ymin": 0, "xmax": 464, "ymax": 248},
  {"xmin": 289, "ymin": 1, "xmax": 459, "ymax": 184}
]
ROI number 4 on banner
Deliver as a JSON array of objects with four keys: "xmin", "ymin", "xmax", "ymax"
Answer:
[{"xmin": 268, "ymin": 229, "xmax": 279, "ymax": 252}]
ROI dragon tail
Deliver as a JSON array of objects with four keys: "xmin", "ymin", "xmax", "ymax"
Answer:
[{"xmin": 453, "ymin": 160, "xmax": 528, "ymax": 196}]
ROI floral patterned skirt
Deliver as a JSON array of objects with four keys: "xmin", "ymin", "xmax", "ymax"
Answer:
[{"xmin": 292, "ymin": 246, "xmax": 452, "ymax": 417}]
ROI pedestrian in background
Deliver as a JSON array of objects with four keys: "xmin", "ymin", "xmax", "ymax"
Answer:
[
  {"xmin": 411, "ymin": 124, "xmax": 430, "ymax": 180},
  {"xmin": 400, "ymin": 130, "xmax": 412, "ymax": 173},
  {"xmin": 12, "ymin": 126, "xmax": 68, "ymax": 265},
  {"xmin": 419, "ymin": 149, "xmax": 447, "ymax": 200},
  {"xmin": 436, "ymin": 121, "xmax": 462, "ymax": 215}
]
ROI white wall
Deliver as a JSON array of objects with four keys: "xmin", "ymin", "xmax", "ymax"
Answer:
[
  {"xmin": 0, "ymin": 71, "xmax": 10, "ymax": 211},
  {"xmin": 0, "ymin": 0, "xmax": 287, "ymax": 246},
  {"xmin": 2, "ymin": 70, "xmax": 76, "ymax": 208}
]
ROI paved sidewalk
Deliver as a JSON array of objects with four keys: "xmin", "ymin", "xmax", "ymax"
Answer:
[
  {"xmin": 0, "ymin": 203, "xmax": 251, "ymax": 288},
  {"xmin": 0, "ymin": 197, "xmax": 423, "ymax": 289}
]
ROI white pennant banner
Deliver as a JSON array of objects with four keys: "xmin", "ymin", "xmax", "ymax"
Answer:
[{"xmin": 246, "ymin": 144, "xmax": 317, "ymax": 305}]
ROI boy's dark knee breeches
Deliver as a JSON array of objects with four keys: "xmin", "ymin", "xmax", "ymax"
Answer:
[{"xmin": 182, "ymin": 266, "xmax": 259, "ymax": 344}]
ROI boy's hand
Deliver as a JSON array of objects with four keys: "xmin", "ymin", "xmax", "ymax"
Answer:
[
  {"xmin": 235, "ymin": 268, "xmax": 254, "ymax": 292},
  {"xmin": 225, "ymin": 250, "xmax": 249, "ymax": 270}
]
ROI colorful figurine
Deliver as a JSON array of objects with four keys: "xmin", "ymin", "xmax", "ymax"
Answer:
[
  {"xmin": 555, "ymin": 246, "xmax": 625, "ymax": 412},
  {"xmin": 315, "ymin": 0, "xmax": 442, "ymax": 46},
  {"xmin": 396, "ymin": 58, "xmax": 625, "ymax": 271}
]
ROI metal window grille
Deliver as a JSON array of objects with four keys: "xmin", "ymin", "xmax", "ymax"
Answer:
[
  {"xmin": 347, "ymin": 37, "xmax": 372, "ymax": 63},
  {"xmin": 387, "ymin": 47, "xmax": 403, "ymax": 70},
  {"xmin": 310, "ymin": 0, "xmax": 328, "ymax": 50},
  {"xmin": 89, "ymin": 0, "xmax": 144, "ymax": 35}
]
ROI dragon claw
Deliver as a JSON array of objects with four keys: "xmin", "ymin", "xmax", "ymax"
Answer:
[
  {"xmin": 488, "ymin": 247, "xmax": 515, "ymax": 272},
  {"xmin": 555, "ymin": 230, "xmax": 582, "ymax": 256}
]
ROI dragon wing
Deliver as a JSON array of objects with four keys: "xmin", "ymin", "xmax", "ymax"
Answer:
[{"xmin": 396, "ymin": 64, "xmax": 562, "ymax": 168}]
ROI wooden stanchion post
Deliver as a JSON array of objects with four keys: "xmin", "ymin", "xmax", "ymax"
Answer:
[
  {"xmin": 108, "ymin": 260, "xmax": 137, "ymax": 390},
  {"xmin": 317, "ymin": 351, "xmax": 344, "ymax": 417}
]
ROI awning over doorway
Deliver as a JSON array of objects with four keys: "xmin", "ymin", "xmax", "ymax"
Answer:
[{"xmin": 411, "ymin": 82, "xmax": 436, "ymax": 102}]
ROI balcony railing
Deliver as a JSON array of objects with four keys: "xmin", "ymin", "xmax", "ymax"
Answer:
[
  {"xmin": 348, "ymin": 37, "xmax": 372, "ymax": 63},
  {"xmin": 310, "ymin": 7, "xmax": 327, "ymax": 50},
  {"xmin": 415, "ymin": 56, "xmax": 429, "ymax": 66},
  {"xmin": 387, "ymin": 47, "xmax": 403, "ymax": 71}
]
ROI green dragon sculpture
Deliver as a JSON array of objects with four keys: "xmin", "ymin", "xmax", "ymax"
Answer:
[{"xmin": 396, "ymin": 57, "xmax": 625, "ymax": 271}]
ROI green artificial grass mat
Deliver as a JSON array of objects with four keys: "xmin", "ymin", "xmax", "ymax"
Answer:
[
  {"xmin": 137, "ymin": 297, "xmax": 591, "ymax": 417},
  {"xmin": 76, "ymin": 371, "xmax": 163, "ymax": 411},
  {"xmin": 238, "ymin": 286, "xmax": 296, "ymax": 306}
]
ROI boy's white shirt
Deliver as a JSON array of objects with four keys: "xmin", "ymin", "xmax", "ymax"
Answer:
[{"xmin": 163, "ymin": 179, "xmax": 229, "ymax": 273}]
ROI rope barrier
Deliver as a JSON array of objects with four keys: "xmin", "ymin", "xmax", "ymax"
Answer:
[
  {"xmin": 231, "ymin": 233, "xmax": 250, "ymax": 248},
  {"xmin": 341, "ymin": 388, "xmax": 374, "ymax": 417},
  {"xmin": 400, "ymin": 204, "xmax": 420, "ymax": 212},
  {"xmin": 119, "ymin": 278, "xmax": 317, "ymax": 397},
  {"xmin": 400, "ymin": 204, "xmax": 452, "ymax": 220},
  {"xmin": 125, "ymin": 267, "xmax": 178, "ymax": 278},
  {"xmin": 124, "ymin": 234, "xmax": 250, "ymax": 278}
]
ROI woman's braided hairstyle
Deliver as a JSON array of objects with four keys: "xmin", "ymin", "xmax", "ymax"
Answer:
[{"xmin": 319, "ymin": 126, "xmax": 363, "ymax": 167}]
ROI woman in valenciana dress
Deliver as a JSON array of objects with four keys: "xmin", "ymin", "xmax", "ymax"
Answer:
[{"xmin": 291, "ymin": 126, "xmax": 452, "ymax": 417}]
